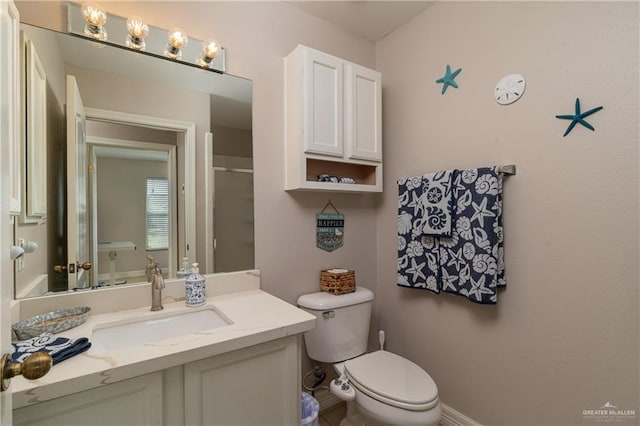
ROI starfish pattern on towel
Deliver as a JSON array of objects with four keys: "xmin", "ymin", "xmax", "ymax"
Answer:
[{"xmin": 470, "ymin": 197, "xmax": 496, "ymax": 227}]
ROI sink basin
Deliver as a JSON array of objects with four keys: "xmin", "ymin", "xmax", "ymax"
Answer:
[{"xmin": 91, "ymin": 308, "xmax": 231, "ymax": 353}]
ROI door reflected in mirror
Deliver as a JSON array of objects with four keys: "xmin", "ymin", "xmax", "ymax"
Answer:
[
  {"xmin": 14, "ymin": 23, "xmax": 253, "ymax": 299},
  {"xmin": 89, "ymin": 125, "xmax": 177, "ymax": 289}
]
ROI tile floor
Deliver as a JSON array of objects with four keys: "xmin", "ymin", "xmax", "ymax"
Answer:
[
  {"xmin": 317, "ymin": 402, "xmax": 444, "ymax": 426},
  {"xmin": 318, "ymin": 402, "xmax": 347, "ymax": 426}
]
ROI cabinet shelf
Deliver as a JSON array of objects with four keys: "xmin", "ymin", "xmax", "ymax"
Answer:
[{"xmin": 296, "ymin": 158, "xmax": 380, "ymax": 192}]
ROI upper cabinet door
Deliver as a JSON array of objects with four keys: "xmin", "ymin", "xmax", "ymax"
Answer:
[
  {"xmin": 303, "ymin": 48, "xmax": 344, "ymax": 157},
  {"xmin": 345, "ymin": 63, "xmax": 382, "ymax": 162}
]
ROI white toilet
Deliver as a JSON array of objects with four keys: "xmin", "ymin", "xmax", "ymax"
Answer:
[{"xmin": 297, "ymin": 287, "xmax": 442, "ymax": 426}]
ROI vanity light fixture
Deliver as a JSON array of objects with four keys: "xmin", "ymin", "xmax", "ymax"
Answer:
[
  {"xmin": 164, "ymin": 28, "xmax": 188, "ymax": 60},
  {"xmin": 125, "ymin": 16, "xmax": 149, "ymax": 51},
  {"xmin": 69, "ymin": 2, "xmax": 227, "ymax": 73},
  {"xmin": 197, "ymin": 39, "xmax": 220, "ymax": 68},
  {"xmin": 81, "ymin": 1, "xmax": 107, "ymax": 41}
]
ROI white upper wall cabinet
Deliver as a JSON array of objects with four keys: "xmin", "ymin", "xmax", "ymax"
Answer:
[{"xmin": 285, "ymin": 44, "xmax": 382, "ymax": 193}]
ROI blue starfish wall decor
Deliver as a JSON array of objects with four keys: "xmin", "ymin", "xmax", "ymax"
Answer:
[
  {"xmin": 436, "ymin": 64, "xmax": 462, "ymax": 95},
  {"xmin": 555, "ymin": 98, "xmax": 604, "ymax": 137}
]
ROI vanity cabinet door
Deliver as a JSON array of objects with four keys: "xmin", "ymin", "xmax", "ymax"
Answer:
[
  {"xmin": 13, "ymin": 372, "xmax": 163, "ymax": 426},
  {"xmin": 184, "ymin": 336, "xmax": 300, "ymax": 426}
]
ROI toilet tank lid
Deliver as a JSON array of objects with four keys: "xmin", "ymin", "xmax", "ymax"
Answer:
[{"xmin": 297, "ymin": 287, "xmax": 374, "ymax": 310}]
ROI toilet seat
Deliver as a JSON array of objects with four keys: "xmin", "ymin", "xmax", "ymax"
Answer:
[{"xmin": 344, "ymin": 350, "xmax": 439, "ymax": 411}]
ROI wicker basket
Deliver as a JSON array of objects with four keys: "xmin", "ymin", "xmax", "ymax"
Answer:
[{"xmin": 320, "ymin": 269, "xmax": 355, "ymax": 295}]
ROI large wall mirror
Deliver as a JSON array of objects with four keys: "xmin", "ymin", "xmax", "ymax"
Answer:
[{"xmin": 14, "ymin": 22, "xmax": 254, "ymax": 299}]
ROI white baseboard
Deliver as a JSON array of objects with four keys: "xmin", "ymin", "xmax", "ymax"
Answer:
[
  {"xmin": 312, "ymin": 391, "xmax": 481, "ymax": 426},
  {"xmin": 441, "ymin": 402, "xmax": 482, "ymax": 426}
]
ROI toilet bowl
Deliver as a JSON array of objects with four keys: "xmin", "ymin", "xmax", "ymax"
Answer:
[
  {"xmin": 297, "ymin": 288, "xmax": 442, "ymax": 426},
  {"xmin": 334, "ymin": 351, "xmax": 441, "ymax": 426}
]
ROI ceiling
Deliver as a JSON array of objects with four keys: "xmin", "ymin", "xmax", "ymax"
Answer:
[{"xmin": 288, "ymin": 1, "xmax": 434, "ymax": 42}]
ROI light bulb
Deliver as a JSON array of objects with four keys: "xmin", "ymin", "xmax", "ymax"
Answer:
[
  {"xmin": 165, "ymin": 28, "xmax": 188, "ymax": 60},
  {"xmin": 198, "ymin": 39, "xmax": 220, "ymax": 68},
  {"xmin": 203, "ymin": 39, "xmax": 220, "ymax": 59},
  {"xmin": 81, "ymin": 1, "xmax": 107, "ymax": 40},
  {"xmin": 126, "ymin": 16, "xmax": 148, "ymax": 50}
]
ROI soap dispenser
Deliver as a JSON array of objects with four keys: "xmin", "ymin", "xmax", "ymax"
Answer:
[
  {"xmin": 176, "ymin": 257, "xmax": 190, "ymax": 279},
  {"xmin": 185, "ymin": 263, "xmax": 206, "ymax": 307}
]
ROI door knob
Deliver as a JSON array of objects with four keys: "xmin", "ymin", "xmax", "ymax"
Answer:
[
  {"xmin": 76, "ymin": 262, "xmax": 92, "ymax": 270},
  {"xmin": 0, "ymin": 352, "xmax": 53, "ymax": 392},
  {"xmin": 54, "ymin": 262, "xmax": 91, "ymax": 273}
]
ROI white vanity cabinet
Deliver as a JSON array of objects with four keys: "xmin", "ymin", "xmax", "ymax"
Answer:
[
  {"xmin": 13, "ymin": 372, "xmax": 164, "ymax": 426},
  {"xmin": 285, "ymin": 44, "xmax": 382, "ymax": 192},
  {"xmin": 13, "ymin": 336, "xmax": 301, "ymax": 426},
  {"xmin": 183, "ymin": 335, "xmax": 300, "ymax": 425}
]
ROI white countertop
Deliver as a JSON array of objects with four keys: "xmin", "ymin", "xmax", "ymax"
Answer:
[{"xmin": 12, "ymin": 288, "xmax": 316, "ymax": 409}]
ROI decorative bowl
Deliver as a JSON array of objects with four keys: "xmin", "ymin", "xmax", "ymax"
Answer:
[{"xmin": 12, "ymin": 306, "xmax": 91, "ymax": 340}]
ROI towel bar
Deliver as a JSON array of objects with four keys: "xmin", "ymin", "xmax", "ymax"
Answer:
[{"xmin": 499, "ymin": 164, "xmax": 516, "ymax": 175}]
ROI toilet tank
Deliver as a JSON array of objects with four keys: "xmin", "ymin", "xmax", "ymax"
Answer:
[{"xmin": 297, "ymin": 287, "xmax": 374, "ymax": 363}]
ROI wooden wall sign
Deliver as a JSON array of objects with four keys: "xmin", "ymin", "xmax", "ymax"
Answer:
[{"xmin": 316, "ymin": 201, "xmax": 344, "ymax": 252}]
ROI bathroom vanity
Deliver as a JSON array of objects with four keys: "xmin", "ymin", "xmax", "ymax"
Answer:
[{"xmin": 10, "ymin": 271, "xmax": 316, "ymax": 426}]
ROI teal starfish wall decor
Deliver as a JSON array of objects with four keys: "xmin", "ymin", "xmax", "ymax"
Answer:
[
  {"xmin": 436, "ymin": 65, "xmax": 462, "ymax": 95},
  {"xmin": 555, "ymin": 98, "xmax": 604, "ymax": 137}
]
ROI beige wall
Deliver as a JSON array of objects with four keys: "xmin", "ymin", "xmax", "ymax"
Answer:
[{"xmin": 376, "ymin": 2, "xmax": 639, "ymax": 424}]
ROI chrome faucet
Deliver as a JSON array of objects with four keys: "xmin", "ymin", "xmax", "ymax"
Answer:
[{"xmin": 150, "ymin": 263, "xmax": 165, "ymax": 311}]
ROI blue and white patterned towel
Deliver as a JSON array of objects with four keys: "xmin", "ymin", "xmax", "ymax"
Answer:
[
  {"xmin": 12, "ymin": 333, "xmax": 91, "ymax": 365},
  {"xmin": 397, "ymin": 166, "xmax": 506, "ymax": 304},
  {"xmin": 439, "ymin": 167, "xmax": 504, "ymax": 304},
  {"xmin": 397, "ymin": 175, "xmax": 441, "ymax": 294},
  {"xmin": 422, "ymin": 170, "xmax": 453, "ymax": 236}
]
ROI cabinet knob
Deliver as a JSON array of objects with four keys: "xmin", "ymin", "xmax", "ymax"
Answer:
[{"xmin": 1, "ymin": 352, "xmax": 53, "ymax": 392}]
